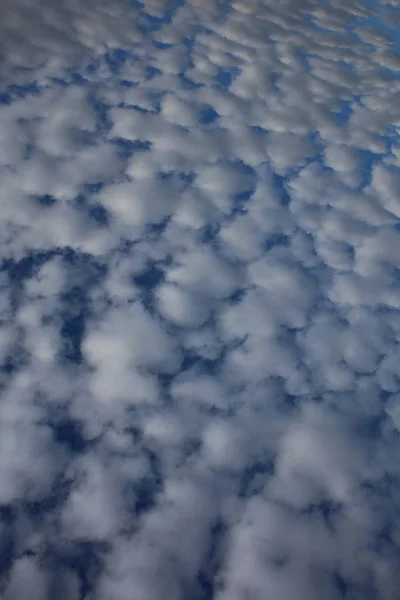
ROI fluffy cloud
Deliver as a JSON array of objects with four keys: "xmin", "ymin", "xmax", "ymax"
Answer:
[{"xmin": 1, "ymin": 0, "xmax": 400, "ymax": 599}]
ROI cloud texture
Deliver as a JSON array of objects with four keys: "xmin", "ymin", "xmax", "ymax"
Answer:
[{"xmin": 1, "ymin": 0, "xmax": 400, "ymax": 598}]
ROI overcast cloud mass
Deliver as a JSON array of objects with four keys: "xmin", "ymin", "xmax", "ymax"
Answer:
[{"xmin": 1, "ymin": 0, "xmax": 400, "ymax": 598}]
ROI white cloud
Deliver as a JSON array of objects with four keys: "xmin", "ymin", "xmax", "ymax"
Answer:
[
  {"xmin": 266, "ymin": 132, "xmax": 317, "ymax": 175},
  {"xmin": 166, "ymin": 246, "xmax": 242, "ymax": 300},
  {"xmin": 195, "ymin": 162, "xmax": 254, "ymax": 214},
  {"xmin": 83, "ymin": 302, "xmax": 181, "ymax": 405},
  {"xmin": 155, "ymin": 282, "xmax": 211, "ymax": 328},
  {"xmin": 3, "ymin": 557, "xmax": 50, "ymax": 600},
  {"xmin": 370, "ymin": 163, "xmax": 400, "ymax": 218},
  {"xmin": 1, "ymin": 0, "xmax": 400, "ymax": 598},
  {"xmin": 248, "ymin": 255, "xmax": 317, "ymax": 328}
]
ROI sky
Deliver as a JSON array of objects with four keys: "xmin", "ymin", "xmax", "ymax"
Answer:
[{"xmin": 0, "ymin": 0, "xmax": 400, "ymax": 598}]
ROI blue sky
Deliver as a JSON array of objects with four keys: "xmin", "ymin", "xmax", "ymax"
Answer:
[{"xmin": 0, "ymin": 0, "xmax": 400, "ymax": 599}]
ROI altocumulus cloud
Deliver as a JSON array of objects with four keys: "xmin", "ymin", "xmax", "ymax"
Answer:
[{"xmin": 1, "ymin": 0, "xmax": 400, "ymax": 598}]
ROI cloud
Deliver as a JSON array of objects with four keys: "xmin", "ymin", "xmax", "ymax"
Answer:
[{"xmin": 1, "ymin": 0, "xmax": 400, "ymax": 598}]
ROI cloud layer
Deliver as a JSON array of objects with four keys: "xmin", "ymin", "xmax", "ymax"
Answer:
[{"xmin": 1, "ymin": 0, "xmax": 400, "ymax": 598}]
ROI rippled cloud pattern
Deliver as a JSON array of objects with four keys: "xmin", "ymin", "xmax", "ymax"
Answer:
[{"xmin": 1, "ymin": 0, "xmax": 400, "ymax": 598}]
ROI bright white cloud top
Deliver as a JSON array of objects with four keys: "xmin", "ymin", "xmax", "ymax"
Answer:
[{"xmin": 1, "ymin": 0, "xmax": 400, "ymax": 598}]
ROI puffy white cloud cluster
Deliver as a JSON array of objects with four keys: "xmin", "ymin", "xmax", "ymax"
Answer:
[{"xmin": 1, "ymin": 0, "xmax": 400, "ymax": 598}]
